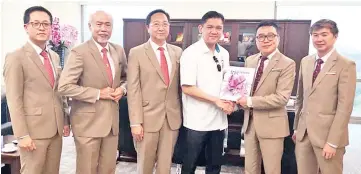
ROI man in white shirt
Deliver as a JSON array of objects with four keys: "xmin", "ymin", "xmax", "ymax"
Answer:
[
  {"xmin": 180, "ymin": 11, "xmax": 234, "ymax": 174},
  {"xmin": 127, "ymin": 9, "xmax": 183, "ymax": 174},
  {"xmin": 236, "ymin": 21, "xmax": 296, "ymax": 174},
  {"xmin": 293, "ymin": 19, "xmax": 356, "ymax": 174}
]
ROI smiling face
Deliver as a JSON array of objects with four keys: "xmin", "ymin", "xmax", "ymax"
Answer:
[
  {"xmin": 147, "ymin": 12, "xmax": 170, "ymax": 44},
  {"xmin": 24, "ymin": 11, "xmax": 52, "ymax": 46},
  {"xmin": 311, "ymin": 27, "xmax": 337, "ymax": 55},
  {"xmin": 199, "ymin": 18, "xmax": 224, "ymax": 46},
  {"xmin": 89, "ymin": 11, "xmax": 113, "ymax": 47},
  {"xmin": 255, "ymin": 26, "xmax": 280, "ymax": 56}
]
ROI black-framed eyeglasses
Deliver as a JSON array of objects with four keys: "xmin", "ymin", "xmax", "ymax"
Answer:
[
  {"xmin": 213, "ymin": 56, "xmax": 221, "ymax": 72},
  {"xmin": 256, "ymin": 34, "xmax": 278, "ymax": 42},
  {"xmin": 28, "ymin": 22, "xmax": 51, "ymax": 29}
]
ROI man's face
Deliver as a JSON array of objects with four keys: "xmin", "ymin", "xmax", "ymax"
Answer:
[
  {"xmin": 256, "ymin": 26, "xmax": 279, "ymax": 56},
  {"xmin": 199, "ymin": 18, "xmax": 223, "ymax": 45},
  {"xmin": 311, "ymin": 27, "xmax": 337, "ymax": 54},
  {"xmin": 24, "ymin": 11, "xmax": 52, "ymax": 43},
  {"xmin": 89, "ymin": 12, "xmax": 113, "ymax": 45},
  {"xmin": 147, "ymin": 13, "xmax": 170, "ymax": 42}
]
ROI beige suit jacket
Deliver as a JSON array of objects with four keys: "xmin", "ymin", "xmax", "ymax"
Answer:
[
  {"xmin": 3, "ymin": 42, "xmax": 69, "ymax": 139},
  {"xmin": 127, "ymin": 41, "xmax": 183, "ymax": 132},
  {"xmin": 242, "ymin": 51, "xmax": 296, "ymax": 138},
  {"xmin": 58, "ymin": 40, "xmax": 127, "ymax": 137},
  {"xmin": 294, "ymin": 51, "xmax": 356, "ymax": 148}
]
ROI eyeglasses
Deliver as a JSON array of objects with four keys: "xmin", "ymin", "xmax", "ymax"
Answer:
[
  {"xmin": 256, "ymin": 34, "xmax": 278, "ymax": 42},
  {"xmin": 150, "ymin": 22, "xmax": 170, "ymax": 28},
  {"xmin": 213, "ymin": 56, "xmax": 221, "ymax": 72},
  {"xmin": 28, "ymin": 22, "xmax": 51, "ymax": 29}
]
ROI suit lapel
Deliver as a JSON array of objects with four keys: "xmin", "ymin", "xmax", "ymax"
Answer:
[
  {"xmin": 109, "ymin": 44, "xmax": 120, "ymax": 88},
  {"xmin": 309, "ymin": 51, "xmax": 337, "ymax": 95},
  {"xmin": 247, "ymin": 55, "xmax": 259, "ymax": 94},
  {"xmin": 167, "ymin": 44, "xmax": 177, "ymax": 86},
  {"xmin": 24, "ymin": 43, "xmax": 52, "ymax": 88},
  {"xmin": 88, "ymin": 40, "xmax": 111, "ymax": 86},
  {"xmin": 255, "ymin": 52, "xmax": 280, "ymax": 92},
  {"xmin": 144, "ymin": 41, "xmax": 166, "ymax": 84},
  {"xmin": 48, "ymin": 51, "xmax": 59, "ymax": 90},
  {"xmin": 305, "ymin": 56, "xmax": 315, "ymax": 97}
]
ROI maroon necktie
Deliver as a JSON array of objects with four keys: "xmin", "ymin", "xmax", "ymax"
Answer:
[
  {"xmin": 250, "ymin": 56, "xmax": 268, "ymax": 117},
  {"xmin": 312, "ymin": 59, "xmax": 324, "ymax": 84},
  {"xmin": 40, "ymin": 50, "xmax": 55, "ymax": 88},
  {"xmin": 101, "ymin": 48, "xmax": 113, "ymax": 85},
  {"xmin": 158, "ymin": 47, "xmax": 170, "ymax": 86},
  {"xmin": 252, "ymin": 56, "xmax": 268, "ymax": 95}
]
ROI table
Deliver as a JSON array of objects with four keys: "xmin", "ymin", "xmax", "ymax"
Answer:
[{"xmin": 1, "ymin": 135, "xmax": 21, "ymax": 174}]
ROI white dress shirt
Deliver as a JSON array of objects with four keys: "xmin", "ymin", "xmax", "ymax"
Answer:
[
  {"xmin": 315, "ymin": 48, "xmax": 335, "ymax": 69},
  {"xmin": 149, "ymin": 39, "xmax": 172, "ymax": 75},
  {"xmin": 316, "ymin": 48, "xmax": 337, "ymax": 148},
  {"xmin": 92, "ymin": 40, "xmax": 118, "ymax": 100},
  {"xmin": 247, "ymin": 49, "xmax": 279, "ymax": 107},
  {"xmin": 28, "ymin": 40, "xmax": 56, "ymax": 78},
  {"xmin": 93, "ymin": 39, "xmax": 115, "ymax": 79}
]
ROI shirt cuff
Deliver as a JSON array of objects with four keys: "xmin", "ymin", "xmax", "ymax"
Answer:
[
  {"xmin": 327, "ymin": 142, "xmax": 338, "ymax": 148},
  {"xmin": 121, "ymin": 86, "xmax": 127, "ymax": 95},
  {"xmin": 247, "ymin": 97, "xmax": 253, "ymax": 108},
  {"xmin": 130, "ymin": 124, "xmax": 141, "ymax": 127},
  {"xmin": 97, "ymin": 90, "xmax": 100, "ymax": 100},
  {"xmin": 18, "ymin": 135, "xmax": 29, "ymax": 140}
]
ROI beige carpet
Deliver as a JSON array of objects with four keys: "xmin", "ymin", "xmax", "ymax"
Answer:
[{"xmin": 59, "ymin": 136, "xmax": 243, "ymax": 174}]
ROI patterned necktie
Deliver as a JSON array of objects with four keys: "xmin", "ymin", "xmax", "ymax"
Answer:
[
  {"xmin": 40, "ymin": 50, "xmax": 55, "ymax": 88},
  {"xmin": 252, "ymin": 56, "xmax": 268, "ymax": 95},
  {"xmin": 158, "ymin": 47, "xmax": 170, "ymax": 86},
  {"xmin": 312, "ymin": 59, "xmax": 324, "ymax": 84},
  {"xmin": 250, "ymin": 56, "xmax": 268, "ymax": 118},
  {"xmin": 101, "ymin": 48, "xmax": 113, "ymax": 85}
]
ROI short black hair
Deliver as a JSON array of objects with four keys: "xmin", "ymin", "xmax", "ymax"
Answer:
[
  {"xmin": 310, "ymin": 19, "xmax": 339, "ymax": 36},
  {"xmin": 201, "ymin": 11, "xmax": 225, "ymax": 24},
  {"xmin": 256, "ymin": 20, "xmax": 279, "ymax": 34},
  {"xmin": 24, "ymin": 6, "xmax": 53, "ymax": 25},
  {"xmin": 146, "ymin": 9, "xmax": 170, "ymax": 25}
]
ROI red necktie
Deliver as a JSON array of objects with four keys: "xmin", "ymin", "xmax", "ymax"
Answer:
[
  {"xmin": 312, "ymin": 59, "xmax": 324, "ymax": 84},
  {"xmin": 101, "ymin": 48, "xmax": 113, "ymax": 85},
  {"xmin": 40, "ymin": 50, "xmax": 55, "ymax": 88},
  {"xmin": 250, "ymin": 56, "xmax": 268, "ymax": 117},
  {"xmin": 158, "ymin": 47, "xmax": 170, "ymax": 86}
]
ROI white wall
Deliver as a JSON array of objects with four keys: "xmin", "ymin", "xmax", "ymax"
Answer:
[
  {"xmin": 0, "ymin": 1, "xmax": 82, "ymax": 86},
  {"xmin": 0, "ymin": 1, "xmax": 275, "ymax": 86},
  {"xmin": 81, "ymin": 1, "xmax": 275, "ymax": 19}
]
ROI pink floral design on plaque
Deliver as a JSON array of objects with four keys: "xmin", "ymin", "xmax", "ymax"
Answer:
[{"xmin": 226, "ymin": 74, "xmax": 248, "ymax": 97}]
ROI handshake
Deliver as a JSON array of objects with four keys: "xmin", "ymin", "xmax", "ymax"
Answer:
[
  {"xmin": 215, "ymin": 97, "xmax": 248, "ymax": 115},
  {"xmin": 99, "ymin": 87, "xmax": 125, "ymax": 102}
]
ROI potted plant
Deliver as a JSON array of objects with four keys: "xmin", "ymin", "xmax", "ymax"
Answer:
[{"xmin": 48, "ymin": 17, "xmax": 78, "ymax": 68}]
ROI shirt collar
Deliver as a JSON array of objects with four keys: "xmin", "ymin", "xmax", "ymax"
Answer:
[
  {"xmin": 198, "ymin": 38, "xmax": 221, "ymax": 54},
  {"xmin": 149, "ymin": 39, "xmax": 167, "ymax": 52},
  {"xmin": 259, "ymin": 49, "xmax": 278, "ymax": 60},
  {"xmin": 28, "ymin": 39, "xmax": 48, "ymax": 55},
  {"xmin": 315, "ymin": 48, "xmax": 335, "ymax": 63},
  {"xmin": 92, "ymin": 38, "xmax": 110, "ymax": 53}
]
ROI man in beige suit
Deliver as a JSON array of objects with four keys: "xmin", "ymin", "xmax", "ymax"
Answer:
[
  {"xmin": 3, "ymin": 6, "xmax": 70, "ymax": 174},
  {"xmin": 293, "ymin": 19, "xmax": 356, "ymax": 174},
  {"xmin": 58, "ymin": 11, "xmax": 127, "ymax": 174},
  {"xmin": 127, "ymin": 9, "xmax": 182, "ymax": 174},
  {"xmin": 237, "ymin": 21, "xmax": 296, "ymax": 174}
]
